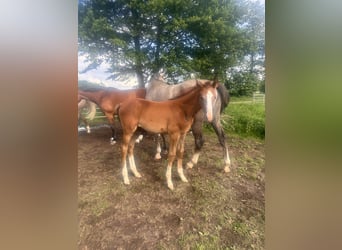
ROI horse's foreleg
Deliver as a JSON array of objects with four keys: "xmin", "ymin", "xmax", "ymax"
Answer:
[
  {"xmin": 121, "ymin": 133, "xmax": 132, "ymax": 185},
  {"xmin": 176, "ymin": 134, "xmax": 188, "ymax": 183},
  {"xmin": 212, "ymin": 120, "xmax": 231, "ymax": 173},
  {"xmin": 166, "ymin": 134, "xmax": 179, "ymax": 190},
  {"xmin": 128, "ymin": 136, "xmax": 142, "ymax": 178}
]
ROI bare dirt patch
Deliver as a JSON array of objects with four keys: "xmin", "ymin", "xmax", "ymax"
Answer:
[{"xmin": 78, "ymin": 126, "xmax": 264, "ymax": 249}]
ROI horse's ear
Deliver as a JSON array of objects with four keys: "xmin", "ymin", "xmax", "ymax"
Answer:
[
  {"xmin": 196, "ymin": 79, "xmax": 203, "ymax": 87},
  {"xmin": 213, "ymin": 75, "xmax": 219, "ymax": 88},
  {"xmin": 212, "ymin": 78, "xmax": 219, "ymax": 88}
]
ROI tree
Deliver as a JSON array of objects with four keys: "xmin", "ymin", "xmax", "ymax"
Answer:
[
  {"xmin": 226, "ymin": 71, "xmax": 258, "ymax": 96},
  {"xmin": 78, "ymin": 0, "xmax": 250, "ymax": 87},
  {"xmin": 224, "ymin": 0, "xmax": 265, "ymax": 96}
]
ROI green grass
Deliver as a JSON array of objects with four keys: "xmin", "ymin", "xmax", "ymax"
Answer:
[
  {"xmin": 221, "ymin": 101, "xmax": 265, "ymax": 139},
  {"xmin": 201, "ymin": 96, "xmax": 265, "ymax": 139}
]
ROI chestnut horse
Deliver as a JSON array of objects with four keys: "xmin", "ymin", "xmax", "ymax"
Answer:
[
  {"xmin": 146, "ymin": 73, "xmax": 231, "ymax": 173},
  {"xmin": 78, "ymin": 87, "xmax": 146, "ymax": 144},
  {"xmin": 117, "ymin": 79, "xmax": 218, "ymax": 190}
]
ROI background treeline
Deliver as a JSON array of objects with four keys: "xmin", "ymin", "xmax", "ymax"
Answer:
[{"xmin": 78, "ymin": 0, "xmax": 264, "ymax": 96}]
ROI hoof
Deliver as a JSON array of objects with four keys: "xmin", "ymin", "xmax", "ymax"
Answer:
[
  {"xmin": 224, "ymin": 166, "xmax": 231, "ymax": 173},
  {"xmin": 186, "ymin": 162, "xmax": 194, "ymax": 169},
  {"xmin": 123, "ymin": 179, "xmax": 130, "ymax": 185},
  {"xmin": 155, "ymin": 154, "xmax": 161, "ymax": 160},
  {"xmin": 181, "ymin": 177, "xmax": 188, "ymax": 183},
  {"xmin": 167, "ymin": 182, "xmax": 174, "ymax": 190},
  {"xmin": 135, "ymin": 173, "xmax": 142, "ymax": 178}
]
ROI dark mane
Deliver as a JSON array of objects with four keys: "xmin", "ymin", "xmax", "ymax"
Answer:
[{"xmin": 217, "ymin": 83, "xmax": 230, "ymax": 113}]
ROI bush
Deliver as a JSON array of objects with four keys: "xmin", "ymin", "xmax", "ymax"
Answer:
[{"xmin": 225, "ymin": 72, "xmax": 259, "ymax": 97}]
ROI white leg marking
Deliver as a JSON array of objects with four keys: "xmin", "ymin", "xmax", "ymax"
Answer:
[
  {"xmin": 186, "ymin": 152, "xmax": 200, "ymax": 169},
  {"xmin": 86, "ymin": 125, "xmax": 91, "ymax": 134},
  {"xmin": 155, "ymin": 142, "xmax": 162, "ymax": 160},
  {"xmin": 135, "ymin": 134, "xmax": 144, "ymax": 143},
  {"xmin": 224, "ymin": 148, "xmax": 231, "ymax": 173},
  {"xmin": 110, "ymin": 137, "xmax": 116, "ymax": 145},
  {"xmin": 177, "ymin": 161, "xmax": 188, "ymax": 183},
  {"xmin": 166, "ymin": 164, "xmax": 174, "ymax": 190},
  {"xmin": 122, "ymin": 160, "xmax": 130, "ymax": 185},
  {"xmin": 128, "ymin": 154, "xmax": 141, "ymax": 178}
]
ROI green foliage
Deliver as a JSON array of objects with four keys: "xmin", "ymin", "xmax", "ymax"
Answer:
[
  {"xmin": 78, "ymin": 80, "xmax": 104, "ymax": 90},
  {"xmin": 78, "ymin": 0, "xmax": 256, "ymax": 85},
  {"xmin": 222, "ymin": 102, "xmax": 265, "ymax": 139},
  {"xmin": 226, "ymin": 72, "xmax": 259, "ymax": 97}
]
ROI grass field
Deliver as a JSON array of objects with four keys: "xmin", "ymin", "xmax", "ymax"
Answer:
[
  {"xmin": 78, "ymin": 125, "xmax": 264, "ymax": 249},
  {"xmin": 78, "ymin": 95, "xmax": 265, "ymax": 248}
]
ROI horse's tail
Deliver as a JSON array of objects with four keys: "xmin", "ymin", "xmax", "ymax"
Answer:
[
  {"xmin": 84, "ymin": 101, "xmax": 97, "ymax": 120},
  {"xmin": 217, "ymin": 83, "xmax": 230, "ymax": 113}
]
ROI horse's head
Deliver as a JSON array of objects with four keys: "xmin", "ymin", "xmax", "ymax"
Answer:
[{"xmin": 196, "ymin": 79, "xmax": 219, "ymax": 122}]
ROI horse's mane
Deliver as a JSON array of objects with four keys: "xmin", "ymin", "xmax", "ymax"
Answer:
[{"xmin": 217, "ymin": 83, "xmax": 230, "ymax": 113}]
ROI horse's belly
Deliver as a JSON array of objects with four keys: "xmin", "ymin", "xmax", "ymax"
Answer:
[{"xmin": 138, "ymin": 121, "xmax": 167, "ymax": 134}]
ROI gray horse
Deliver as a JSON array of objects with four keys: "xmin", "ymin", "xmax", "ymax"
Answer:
[
  {"xmin": 145, "ymin": 73, "xmax": 231, "ymax": 172},
  {"xmin": 78, "ymin": 95, "xmax": 96, "ymax": 134}
]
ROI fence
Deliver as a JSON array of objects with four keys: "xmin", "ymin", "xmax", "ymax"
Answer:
[
  {"xmin": 229, "ymin": 92, "xmax": 265, "ymax": 105},
  {"xmin": 252, "ymin": 92, "xmax": 265, "ymax": 103}
]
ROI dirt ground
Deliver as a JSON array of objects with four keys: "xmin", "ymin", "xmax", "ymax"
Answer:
[{"xmin": 78, "ymin": 125, "xmax": 265, "ymax": 249}]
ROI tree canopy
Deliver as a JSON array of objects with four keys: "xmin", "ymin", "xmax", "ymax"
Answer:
[{"xmin": 78, "ymin": 0, "xmax": 264, "ymax": 89}]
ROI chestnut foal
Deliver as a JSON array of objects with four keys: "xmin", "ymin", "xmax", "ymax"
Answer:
[{"xmin": 117, "ymin": 80, "xmax": 218, "ymax": 190}]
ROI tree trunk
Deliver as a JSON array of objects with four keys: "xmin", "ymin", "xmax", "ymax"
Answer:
[{"xmin": 133, "ymin": 35, "xmax": 144, "ymax": 87}]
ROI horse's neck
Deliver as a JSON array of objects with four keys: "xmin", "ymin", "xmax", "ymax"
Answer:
[
  {"xmin": 176, "ymin": 87, "xmax": 202, "ymax": 118},
  {"xmin": 79, "ymin": 90, "xmax": 103, "ymax": 105},
  {"xmin": 170, "ymin": 80, "xmax": 197, "ymax": 97}
]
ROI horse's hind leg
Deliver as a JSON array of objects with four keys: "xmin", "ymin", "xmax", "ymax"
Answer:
[
  {"xmin": 211, "ymin": 119, "xmax": 231, "ymax": 173},
  {"xmin": 186, "ymin": 120, "xmax": 204, "ymax": 169},
  {"xmin": 153, "ymin": 133, "xmax": 168, "ymax": 160},
  {"xmin": 161, "ymin": 134, "xmax": 168, "ymax": 153},
  {"xmin": 154, "ymin": 134, "xmax": 162, "ymax": 160},
  {"xmin": 110, "ymin": 125, "xmax": 117, "ymax": 144}
]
